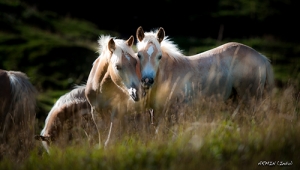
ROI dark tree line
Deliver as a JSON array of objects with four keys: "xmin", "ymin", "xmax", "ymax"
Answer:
[{"xmin": 23, "ymin": 0, "xmax": 299, "ymax": 42}]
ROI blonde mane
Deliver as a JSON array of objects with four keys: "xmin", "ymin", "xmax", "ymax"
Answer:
[
  {"xmin": 97, "ymin": 35, "xmax": 136, "ymax": 59},
  {"xmin": 97, "ymin": 35, "xmax": 112, "ymax": 54},
  {"xmin": 137, "ymin": 29, "xmax": 183, "ymax": 60}
]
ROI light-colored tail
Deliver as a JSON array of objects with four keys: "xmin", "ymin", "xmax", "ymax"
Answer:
[{"xmin": 6, "ymin": 71, "xmax": 37, "ymax": 136}]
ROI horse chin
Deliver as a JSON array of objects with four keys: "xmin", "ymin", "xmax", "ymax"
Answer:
[
  {"xmin": 131, "ymin": 95, "xmax": 139, "ymax": 102},
  {"xmin": 128, "ymin": 88, "xmax": 139, "ymax": 102},
  {"xmin": 141, "ymin": 84, "xmax": 152, "ymax": 90},
  {"xmin": 141, "ymin": 87, "xmax": 150, "ymax": 97}
]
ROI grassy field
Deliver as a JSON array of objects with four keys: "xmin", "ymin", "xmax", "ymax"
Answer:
[
  {"xmin": 1, "ymin": 1, "xmax": 299, "ymax": 169},
  {"xmin": 0, "ymin": 84, "xmax": 299, "ymax": 170}
]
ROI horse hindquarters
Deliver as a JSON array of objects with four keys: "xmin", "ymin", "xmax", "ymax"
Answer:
[{"xmin": 231, "ymin": 57, "xmax": 271, "ymax": 102}]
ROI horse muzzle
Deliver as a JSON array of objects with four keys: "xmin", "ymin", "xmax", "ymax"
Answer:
[
  {"xmin": 141, "ymin": 77, "xmax": 154, "ymax": 89},
  {"xmin": 128, "ymin": 87, "xmax": 139, "ymax": 101}
]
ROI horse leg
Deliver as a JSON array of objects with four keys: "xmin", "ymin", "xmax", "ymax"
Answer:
[
  {"xmin": 91, "ymin": 106, "xmax": 101, "ymax": 149},
  {"xmin": 148, "ymin": 108, "xmax": 158, "ymax": 134},
  {"xmin": 104, "ymin": 106, "xmax": 118, "ymax": 148},
  {"xmin": 104, "ymin": 122, "xmax": 113, "ymax": 148}
]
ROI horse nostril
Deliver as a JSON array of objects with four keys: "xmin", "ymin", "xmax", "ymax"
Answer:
[
  {"xmin": 142, "ymin": 77, "xmax": 154, "ymax": 85},
  {"xmin": 148, "ymin": 78, "xmax": 154, "ymax": 84}
]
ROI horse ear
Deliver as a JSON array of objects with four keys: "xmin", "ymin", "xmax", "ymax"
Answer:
[
  {"xmin": 126, "ymin": 35, "xmax": 134, "ymax": 47},
  {"xmin": 136, "ymin": 26, "xmax": 145, "ymax": 42},
  {"xmin": 108, "ymin": 38, "xmax": 116, "ymax": 52},
  {"xmin": 156, "ymin": 27, "xmax": 165, "ymax": 43}
]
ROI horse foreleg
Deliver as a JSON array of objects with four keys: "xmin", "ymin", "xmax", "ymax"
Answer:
[
  {"xmin": 104, "ymin": 107, "xmax": 117, "ymax": 148},
  {"xmin": 104, "ymin": 121, "xmax": 113, "ymax": 148},
  {"xmin": 91, "ymin": 107, "xmax": 101, "ymax": 149},
  {"xmin": 148, "ymin": 109, "xmax": 159, "ymax": 135},
  {"xmin": 149, "ymin": 108, "xmax": 154, "ymax": 125}
]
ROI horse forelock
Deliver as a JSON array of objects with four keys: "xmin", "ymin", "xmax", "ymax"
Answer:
[
  {"xmin": 98, "ymin": 36, "xmax": 136, "ymax": 61},
  {"xmin": 137, "ymin": 30, "xmax": 183, "ymax": 61},
  {"xmin": 97, "ymin": 35, "xmax": 115, "ymax": 55},
  {"xmin": 114, "ymin": 39, "xmax": 136, "ymax": 59},
  {"xmin": 137, "ymin": 31, "xmax": 161, "ymax": 52}
]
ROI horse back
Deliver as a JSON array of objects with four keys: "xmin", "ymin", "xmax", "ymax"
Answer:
[
  {"xmin": 222, "ymin": 42, "xmax": 274, "ymax": 98},
  {"xmin": 0, "ymin": 69, "xmax": 12, "ymax": 125}
]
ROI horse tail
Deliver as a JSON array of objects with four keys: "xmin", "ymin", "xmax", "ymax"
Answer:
[
  {"xmin": 7, "ymin": 71, "xmax": 37, "ymax": 137},
  {"xmin": 264, "ymin": 58, "xmax": 275, "ymax": 96}
]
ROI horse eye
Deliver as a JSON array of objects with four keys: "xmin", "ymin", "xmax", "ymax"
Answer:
[
  {"xmin": 158, "ymin": 55, "xmax": 162, "ymax": 60},
  {"xmin": 137, "ymin": 54, "xmax": 142, "ymax": 59},
  {"xmin": 115, "ymin": 65, "xmax": 122, "ymax": 70}
]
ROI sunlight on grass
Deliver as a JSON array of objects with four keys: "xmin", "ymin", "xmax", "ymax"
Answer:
[{"xmin": 1, "ymin": 85, "xmax": 299, "ymax": 169}]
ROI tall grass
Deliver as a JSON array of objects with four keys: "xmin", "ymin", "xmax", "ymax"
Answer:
[{"xmin": 0, "ymin": 83, "xmax": 299, "ymax": 170}]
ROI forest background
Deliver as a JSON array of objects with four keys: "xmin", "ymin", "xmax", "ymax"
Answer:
[{"xmin": 0, "ymin": 0, "xmax": 299, "ymax": 127}]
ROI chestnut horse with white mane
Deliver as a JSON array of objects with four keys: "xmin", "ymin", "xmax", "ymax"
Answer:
[
  {"xmin": 136, "ymin": 26, "xmax": 274, "ymax": 121},
  {"xmin": 0, "ymin": 69, "xmax": 37, "ymax": 158},
  {"xmin": 85, "ymin": 35, "xmax": 141, "ymax": 148}
]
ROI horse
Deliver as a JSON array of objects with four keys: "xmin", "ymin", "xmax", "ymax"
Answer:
[
  {"xmin": 35, "ymin": 85, "xmax": 95, "ymax": 153},
  {"xmin": 85, "ymin": 35, "xmax": 142, "ymax": 148},
  {"xmin": 135, "ymin": 26, "xmax": 274, "ymax": 124},
  {"xmin": 0, "ymin": 69, "xmax": 37, "ymax": 159}
]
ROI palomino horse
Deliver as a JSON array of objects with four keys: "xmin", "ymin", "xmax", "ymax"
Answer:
[
  {"xmin": 136, "ymin": 26, "xmax": 274, "ymax": 123},
  {"xmin": 85, "ymin": 35, "xmax": 141, "ymax": 148},
  {"xmin": 35, "ymin": 85, "xmax": 94, "ymax": 153},
  {"xmin": 0, "ymin": 69, "xmax": 37, "ymax": 158}
]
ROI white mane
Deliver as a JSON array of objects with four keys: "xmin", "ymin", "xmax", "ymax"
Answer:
[
  {"xmin": 137, "ymin": 29, "xmax": 183, "ymax": 60},
  {"xmin": 97, "ymin": 35, "xmax": 113, "ymax": 54},
  {"xmin": 97, "ymin": 35, "xmax": 136, "ymax": 60}
]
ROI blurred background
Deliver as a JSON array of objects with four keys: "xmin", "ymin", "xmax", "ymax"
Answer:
[{"xmin": 0, "ymin": 0, "xmax": 299, "ymax": 124}]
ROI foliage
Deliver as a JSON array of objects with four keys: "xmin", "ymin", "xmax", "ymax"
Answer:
[{"xmin": 0, "ymin": 0, "xmax": 119, "ymax": 115}]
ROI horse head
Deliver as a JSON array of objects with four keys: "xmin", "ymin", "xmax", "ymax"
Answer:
[
  {"xmin": 136, "ymin": 26, "xmax": 165, "ymax": 89},
  {"xmin": 86, "ymin": 35, "xmax": 141, "ymax": 103},
  {"xmin": 107, "ymin": 36, "xmax": 141, "ymax": 101}
]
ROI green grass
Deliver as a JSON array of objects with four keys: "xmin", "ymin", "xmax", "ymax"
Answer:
[
  {"xmin": 1, "ymin": 1, "xmax": 299, "ymax": 169},
  {"xmin": 1, "ymin": 85, "xmax": 299, "ymax": 170}
]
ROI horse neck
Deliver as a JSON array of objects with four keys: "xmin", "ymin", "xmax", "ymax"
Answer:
[
  {"xmin": 100, "ymin": 76, "xmax": 125, "ymax": 98},
  {"xmin": 89, "ymin": 57, "xmax": 109, "ymax": 90},
  {"xmin": 42, "ymin": 106, "xmax": 62, "ymax": 137},
  {"xmin": 145, "ymin": 53, "xmax": 190, "ymax": 108},
  {"xmin": 157, "ymin": 53, "xmax": 193, "ymax": 82},
  {"xmin": 42, "ymin": 87, "xmax": 91, "ymax": 137},
  {"xmin": 93, "ymin": 72, "xmax": 128, "ymax": 113}
]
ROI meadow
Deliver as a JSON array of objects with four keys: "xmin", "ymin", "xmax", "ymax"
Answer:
[
  {"xmin": 1, "ymin": 1, "xmax": 299, "ymax": 169},
  {"xmin": 0, "ymin": 81, "xmax": 299, "ymax": 170}
]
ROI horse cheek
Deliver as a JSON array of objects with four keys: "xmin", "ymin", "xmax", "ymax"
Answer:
[{"xmin": 112, "ymin": 72, "xmax": 123, "ymax": 89}]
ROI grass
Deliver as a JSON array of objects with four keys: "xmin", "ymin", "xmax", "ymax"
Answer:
[
  {"xmin": 0, "ymin": 84, "xmax": 299, "ymax": 170},
  {"xmin": 1, "ymin": 1, "xmax": 299, "ymax": 169}
]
